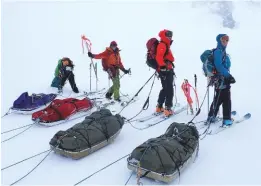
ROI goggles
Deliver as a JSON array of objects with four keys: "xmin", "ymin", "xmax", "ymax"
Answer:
[
  {"xmin": 165, "ymin": 30, "xmax": 173, "ymax": 38},
  {"xmin": 221, "ymin": 35, "xmax": 229, "ymax": 42}
]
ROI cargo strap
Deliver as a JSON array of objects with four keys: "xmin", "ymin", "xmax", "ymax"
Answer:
[
  {"xmin": 66, "ymin": 115, "xmax": 112, "ymax": 151},
  {"xmin": 48, "ymin": 104, "xmax": 63, "ymax": 120},
  {"xmin": 45, "ymin": 99, "xmax": 79, "ymax": 122},
  {"xmin": 89, "ymin": 117, "xmax": 110, "ymax": 141},
  {"xmin": 140, "ymin": 171, "xmax": 150, "ymax": 178},
  {"xmin": 73, "ymin": 129, "xmax": 92, "ymax": 149}
]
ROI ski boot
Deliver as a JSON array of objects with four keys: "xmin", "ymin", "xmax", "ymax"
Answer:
[
  {"xmin": 58, "ymin": 86, "xmax": 63, "ymax": 94},
  {"xmin": 205, "ymin": 116, "xmax": 219, "ymax": 125},
  {"xmin": 72, "ymin": 86, "xmax": 79, "ymax": 93},
  {"xmin": 190, "ymin": 107, "xmax": 194, "ymax": 115},
  {"xmin": 155, "ymin": 104, "xmax": 164, "ymax": 114},
  {"xmin": 164, "ymin": 106, "xmax": 173, "ymax": 117},
  {"xmin": 222, "ymin": 119, "xmax": 233, "ymax": 127},
  {"xmin": 106, "ymin": 92, "xmax": 113, "ymax": 100}
]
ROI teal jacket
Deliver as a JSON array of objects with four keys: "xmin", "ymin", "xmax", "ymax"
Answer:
[{"xmin": 54, "ymin": 59, "xmax": 63, "ymax": 77}]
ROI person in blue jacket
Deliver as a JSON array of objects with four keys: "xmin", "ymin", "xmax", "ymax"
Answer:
[{"xmin": 207, "ymin": 34, "xmax": 236, "ymax": 126}]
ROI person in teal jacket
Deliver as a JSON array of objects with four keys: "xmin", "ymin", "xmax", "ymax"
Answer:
[
  {"xmin": 51, "ymin": 57, "xmax": 79, "ymax": 93},
  {"xmin": 207, "ymin": 34, "xmax": 236, "ymax": 126}
]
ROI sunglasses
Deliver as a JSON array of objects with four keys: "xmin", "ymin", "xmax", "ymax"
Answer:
[
  {"xmin": 221, "ymin": 35, "xmax": 229, "ymax": 42},
  {"xmin": 165, "ymin": 30, "xmax": 173, "ymax": 38}
]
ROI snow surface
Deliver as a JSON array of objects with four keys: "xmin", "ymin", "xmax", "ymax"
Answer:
[{"xmin": 1, "ymin": 1, "xmax": 261, "ymax": 185}]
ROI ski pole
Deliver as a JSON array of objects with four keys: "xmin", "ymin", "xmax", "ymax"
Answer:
[
  {"xmin": 207, "ymin": 78, "xmax": 210, "ymax": 113},
  {"xmin": 173, "ymin": 72, "xmax": 178, "ymax": 106},
  {"xmin": 81, "ymin": 35, "xmax": 98, "ymax": 81},
  {"xmin": 194, "ymin": 74, "xmax": 198, "ymax": 111},
  {"xmin": 90, "ymin": 63, "xmax": 92, "ymax": 91},
  {"xmin": 95, "ymin": 62, "xmax": 98, "ymax": 91}
]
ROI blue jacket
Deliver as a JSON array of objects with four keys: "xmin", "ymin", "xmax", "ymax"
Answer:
[{"xmin": 214, "ymin": 34, "xmax": 231, "ymax": 78}]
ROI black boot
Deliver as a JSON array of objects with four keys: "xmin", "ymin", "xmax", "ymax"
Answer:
[
  {"xmin": 58, "ymin": 86, "xmax": 63, "ymax": 93},
  {"xmin": 72, "ymin": 86, "xmax": 79, "ymax": 93},
  {"xmin": 68, "ymin": 73, "xmax": 79, "ymax": 93},
  {"xmin": 106, "ymin": 92, "xmax": 113, "ymax": 99}
]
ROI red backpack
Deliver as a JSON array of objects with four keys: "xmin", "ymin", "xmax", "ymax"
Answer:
[{"xmin": 146, "ymin": 38, "xmax": 168, "ymax": 70}]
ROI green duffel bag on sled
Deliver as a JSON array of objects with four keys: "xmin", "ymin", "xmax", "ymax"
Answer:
[
  {"xmin": 49, "ymin": 108, "xmax": 125, "ymax": 159},
  {"xmin": 127, "ymin": 122, "xmax": 199, "ymax": 183}
]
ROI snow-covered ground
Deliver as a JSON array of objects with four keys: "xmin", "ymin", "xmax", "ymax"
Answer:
[{"xmin": 1, "ymin": 1, "xmax": 261, "ymax": 185}]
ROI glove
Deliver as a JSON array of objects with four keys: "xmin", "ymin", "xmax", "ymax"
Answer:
[
  {"xmin": 228, "ymin": 74, "xmax": 236, "ymax": 84},
  {"xmin": 123, "ymin": 68, "xmax": 130, "ymax": 74},
  {"xmin": 224, "ymin": 74, "xmax": 235, "ymax": 85},
  {"xmin": 88, "ymin": 52, "xmax": 94, "ymax": 58},
  {"xmin": 58, "ymin": 71, "xmax": 63, "ymax": 78},
  {"xmin": 65, "ymin": 66, "xmax": 73, "ymax": 71},
  {"xmin": 225, "ymin": 74, "xmax": 236, "ymax": 84},
  {"xmin": 158, "ymin": 66, "xmax": 167, "ymax": 80}
]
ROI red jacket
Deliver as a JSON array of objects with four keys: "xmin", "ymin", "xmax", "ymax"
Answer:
[
  {"xmin": 93, "ymin": 47, "xmax": 124, "ymax": 70},
  {"xmin": 156, "ymin": 30, "xmax": 175, "ymax": 70}
]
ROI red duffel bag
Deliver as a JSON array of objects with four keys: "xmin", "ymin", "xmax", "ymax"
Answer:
[{"xmin": 32, "ymin": 98, "xmax": 93, "ymax": 123}]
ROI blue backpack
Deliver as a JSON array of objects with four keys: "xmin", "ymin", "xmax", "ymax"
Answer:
[{"xmin": 200, "ymin": 49, "xmax": 217, "ymax": 77}]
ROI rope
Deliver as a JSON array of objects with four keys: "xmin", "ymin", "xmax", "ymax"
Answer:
[
  {"xmin": 124, "ymin": 171, "xmax": 134, "ymax": 185},
  {"xmin": 74, "ymin": 154, "xmax": 129, "ymax": 185},
  {"xmin": 1, "ymin": 122, "xmax": 37, "ymax": 143},
  {"xmin": 200, "ymin": 88, "xmax": 222, "ymax": 139},
  {"xmin": 1, "ymin": 123, "xmax": 35, "ymax": 134},
  {"xmin": 10, "ymin": 149, "xmax": 53, "ymax": 185},
  {"xmin": 8, "ymin": 134, "xmax": 67, "ymax": 185},
  {"xmin": 1, "ymin": 149, "xmax": 50, "ymax": 171},
  {"xmin": 125, "ymin": 73, "xmax": 156, "ymax": 122},
  {"xmin": 118, "ymin": 72, "xmax": 156, "ymax": 115},
  {"xmin": 1, "ymin": 108, "xmax": 12, "ymax": 118}
]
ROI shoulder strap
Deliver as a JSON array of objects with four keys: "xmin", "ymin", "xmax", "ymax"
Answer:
[
  {"xmin": 212, "ymin": 48, "xmax": 226, "ymax": 64},
  {"xmin": 159, "ymin": 41, "xmax": 169, "ymax": 57}
]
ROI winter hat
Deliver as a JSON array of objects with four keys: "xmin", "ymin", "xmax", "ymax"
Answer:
[{"xmin": 110, "ymin": 41, "xmax": 117, "ymax": 46}]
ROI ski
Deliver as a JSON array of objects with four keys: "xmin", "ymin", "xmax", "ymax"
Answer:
[
  {"xmin": 136, "ymin": 103, "xmax": 181, "ymax": 122},
  {"xmin": 83, "ymin": 88, "xmax": 106, "ymax": 96},
  {"xmin": 208, "ymin": 113, "xmax": 251, "ymax": 135},
  {"xmin": 95, "ymin": 100, "xmax": 116, "ymax": 109},
  {"xmin": 137, "ymin": 112, "xmax": 163, "ymax": 122},
  {"xmin": 133, "ymin": 105, "xmax": 187, "ymax": 130},
  {"xmin": 197, "ymin": 111, "xmax": 237, "ymax": 130},
  {"xmin": 95, "ymin": 98, "xmax": 138, "ymax": 111}
]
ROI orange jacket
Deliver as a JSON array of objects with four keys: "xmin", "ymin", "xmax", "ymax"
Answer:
[
  {"xmin": 156, "ymin": 30, "xmax": 175, "ymax": 70},
  {"xmin": 94, "ymin": 47, "xmax": 124, "ymax": 70}
]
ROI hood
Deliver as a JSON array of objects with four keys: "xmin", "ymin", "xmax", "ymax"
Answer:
[
  {"xmin": 216, "ymin": 34, "xmax": 227, "ymax": 50},
  {"xmin": 106, "ymin": 47, "xmax": 120, "ymax": 53},
  {"xmin": 158, "ymin": 29, "xmax": 172, "ymax": 47},
  {"xmin": 110, "ymin": 41, "xmax": 117, "ymax": 46}
]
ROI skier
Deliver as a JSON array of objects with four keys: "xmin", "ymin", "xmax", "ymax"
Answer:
[
  {"xmin": 207, "ymin": 34, "xmax": 236, "ymax": 126},
  {"xmin": 88, "ymin": 41, "xmax": 130, "ymax": 102},
  {"xmin": 155, "ymin": 29, "xmax": 175, "ymax": 117},
  {"xmin": 51, "ymin": 57, "xmax": 79, "ymax": 93}
]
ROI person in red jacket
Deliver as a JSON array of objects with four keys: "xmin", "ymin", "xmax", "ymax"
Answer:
[
  {"xmin": 88, "ymin": 41, "xmax": 130, "ymax": 101},
  {"xmin": 155, "ymin": 29, "xmax": 175, "ymax": 117}
]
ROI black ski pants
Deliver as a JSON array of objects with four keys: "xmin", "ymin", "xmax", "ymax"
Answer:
[
  {"xmin": 157, "ymin": 70, "xmax": 174, "ymax": 108},
  {"xmin": 208, "ymin": 88, "xmax": 231, "ymax": 120},
  {"xmin": 60, "ymin": 72, "xmax": 77, "ymax": 90}
]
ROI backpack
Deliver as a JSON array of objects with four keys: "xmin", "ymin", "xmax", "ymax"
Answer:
[
  {"xmin": 102, "ymin": 59, "xmax": 109, "ymax": 71},
  {"xmin": 101, "ymin": 48, "xmax": 120, "ymax": 71},
  {"xmin": 200, "ymin": 49, "xmax": 217, "ymax": 77},
  {"xmin": 146, "ymin": 38, "xmax": 168, "ymax": 70}
]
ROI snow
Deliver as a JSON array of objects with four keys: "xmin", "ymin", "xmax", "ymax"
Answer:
[{"xmin": 1, "ymin": 1, "xmax": 261, "ymax": 185}]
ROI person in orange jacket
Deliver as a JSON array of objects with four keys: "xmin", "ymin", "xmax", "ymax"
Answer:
[
  {"xmin": 155, "ymin": 29, "xmax": 175, "ymax": 117},
  {"xmin": 88, "ymin": 41, "xmax": 130, "ymax": 102}
]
